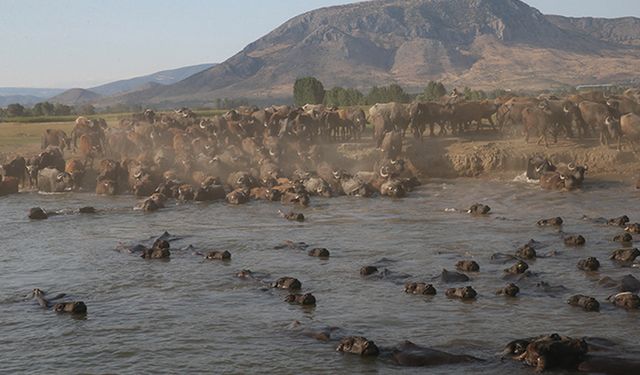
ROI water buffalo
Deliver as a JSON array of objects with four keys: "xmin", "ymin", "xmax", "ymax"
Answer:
[
  {"xmin": 78, "ymin": 134, "xmax": 101, "ymax": 168},
  {"xmin": 496, "ymin": 283, "xmax": 520, "ymax": 297},
  {"xmin": 567, "ymin": 295, "xmax": 600, "ymax": 312},
  {"xmin": 578, "ymin": 101, "xmax": 617, "ymax": 145},
  {"xmin": 285, "ymin": 293, "xmax": 316, "ymax": 306},
  {"xmin": 577, "ymin": 257, "xmax": 600, "ymax": 271},
  {"xmin": 408, "ymin": 101, "xmax": 449, "ymax": 139},
  {"xmin": 497, "ymin": 97, "xmax": 538, "ymax": 134},
  {"xmin": 564, "ymin": 234, "xmax": 586, "ymax": 246},
  {"xmin": 468, "ymin": 203, "xmax": 490, "ymax": 215},
  {"xmin": 505, "ymin": 260, "xmax": 529, "ymax": 274},
  {"xmin": 28, "ymin": 147, "xmax": 65, "ymax": 186},
  {"xmin": 502, "ymin": 334, "xmax": 588, "ymax": 372},
  {"xmin": 1, "ymin": 156, "xmax": 27, "ymax": 187},
  {"xmin": 71, "ymin": 116, "xmax": 105, "ymax": 152},
  {"xmin": 0, "ymin": 176, "xmax": 19, "ymax": 196},
  {"xmin": 455, "ymin": 260, "xmax": 479, "ymax": 272},
  {"xmin": 338, "ymin": 173, "xmax": 375, "ymax": 197},
  {"xmin": 226, "ymin": 188, "xmax": 249, "ymax": 205},
  {"xmin": 302, "ymin": 177, "xmax": 331, "ymax": 197},
  {"xmin": 369, "ymin": 102, "xmax": 410, "ymax": 147},
  {"xmin": 612, "ymin": 112, "xmax": 640, "ymax": 151},
  {"xmin": 338, "ymin": 108, "xmax": 366, "ymax": 139},
  {"xmin": 336, "ymin": 336, "xmax": 380, "ymax": 356},
  {"xmin": 37, "ymin": 168, "xmax": 73, "ymax": 193},
  {"xmin": 41, "ymin": 129, "xmax": 70, "ymax": 153},
  {"xmin": 606, "ymin": 215, "xmax": 630, "ymax": 227},
  {"xmin": 281, "ymin": 191, "xmax": 310, "ymax": 207},
  {"xmin": 205, "ymin": 250, "xmax": 231, "ymax": 260},
  {"xmin": 29, "ymin": 288, "xmax": 87, "ymax": 315},
  {"xmin": 95, "ymin": 177, "xmax": 117, "ymax": 195},
  {"xmin": 308, "ymin": 248, "xmax": 329, "ymax": 257},
  {"xmin": 522, "ymin": 102, "xmax": 556, "ymax": 147},
  {"xmin": 271, "ymin": 277, "xmax": 302, "ymax": 290},
  {"xmin": 195, "ymin": 182, "xmax": 226, "ymax": 201},
  {"xmin": 446, "ymin": 100, "xmax": 498, "ymax": 133},
  {"xmin": 526, "ymin": 156, "xmax": 556, "ymax": 180},
  {"xmin": 445, "ymin": 286, "xmax": 477, "ymax": 300},
  {"xmin": 610, "ymin": 248, "xmax": 640, "ymax": 263},
  {"xmin": 278, "ymin": 210, "xmax": 305, "ymax": 222},
  {"xmin": 537, "ymin": 216, "xmax": 563, "ymax": 226},
  {"xmin": 379, "ymin": 130, "xmax": 402, "ymax": 160},
  {"xmin": 608, "ymin": 292, "xmax": 640, "ymax": 310},
  {"xmin": 390, "ymin": 340, "xmax": 481, "ymax": 367},
  {"xmin": 613, "ymin": 233, "xmax": 633, "ymax": 243},
  {"xmin": 28, "ymin": 207, "xmax": 49, "ymax": 220},
  {"xmin": 404, "ymin": 282, "xmax": 437, "ymax": 295},
  {"xmin": 540, "ymin": 164, "xmax": 587, "ymax": 191},
  {"xmin": 64, "ymin": 159, "xmax": 86, "ymax": 191}
]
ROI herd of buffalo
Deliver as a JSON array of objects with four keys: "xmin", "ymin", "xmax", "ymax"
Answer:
[
  {"xmin": 3, "ymin": 87, "xmax": 640, "ymax": 199},
  {"xmin": 3, "ymin": 88, "xmax": 640, "ymax": 373}
]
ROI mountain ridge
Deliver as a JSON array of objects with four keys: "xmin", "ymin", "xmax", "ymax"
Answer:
[
  {"xmin": 104, "ymin": 0, "xmax": 640, "ymax": 108},
  {"xmin": 49, "ymin": 88, "xmax": 102, "ymax": 106},
  {"xmin": 89, "ymin": 63, "xmax": 216, "ymax": 96}
]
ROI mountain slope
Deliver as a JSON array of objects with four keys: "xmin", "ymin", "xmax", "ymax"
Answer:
[
  {"xmin": 547, "ymin": 15, "xmax": 640, "ymax": 46},
  {"xmin": 90, "ymin": 63, "xmax": 216, "ymax": 96},
  {"xmin": 49, "ymin": 88, "xmax": 101, "ymax": 106},
  {"xmin": 108, "ymin": 0, "xmax": 640, "ymax": 107}
]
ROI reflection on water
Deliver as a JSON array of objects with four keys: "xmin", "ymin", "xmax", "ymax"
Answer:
[{"xmin": 1, "ymin": 178, "xmax": 639, "ymax": 373}]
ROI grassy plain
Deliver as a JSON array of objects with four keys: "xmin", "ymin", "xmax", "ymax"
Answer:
[{"xmin": 0, "ymin": 110, "xmax": 228, "ymax": 162}]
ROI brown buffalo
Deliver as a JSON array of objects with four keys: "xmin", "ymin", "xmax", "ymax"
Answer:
[
  {"xmin": 0, "ymin": 176, "xmax": 19, "ymax": 196},
  {"xmin": 42, "ymin": 129, "xmax": 71, "ymax": 153},
  {"xmin": 522, "ymin": 102, "xmax": 556, "ymax": 147}
]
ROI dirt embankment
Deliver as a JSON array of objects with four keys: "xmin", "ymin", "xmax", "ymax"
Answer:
[{"xmin": 332, "ymin": 136, "xmax": 640, "ymax": 181}]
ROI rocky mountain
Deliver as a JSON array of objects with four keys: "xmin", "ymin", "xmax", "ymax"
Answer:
[
  {"xmin": 103, "ymin": 0, "xmax": 640, "ymax": 107},
  {"xmin": 89, "ymin": 63, "xmax": 216, "ymax": 96},
  {"xmin": 49, "ymin": 88, "xmax": 102, "ymax": 106}
]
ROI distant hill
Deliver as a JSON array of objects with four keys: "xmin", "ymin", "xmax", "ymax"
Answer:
[
  {"xmin": 89, "ymin": 63, "xmax": 216, "ymax": 96},
  {"xmin": 0, "ymin": 88, "xmax": 67, "ymax": 107},
  {"xmin": 547, "ymin": 15, "xmax": 640, "ymax": 46},
  {"xmin": 49, "ymin": 88, "xmax": 102, "ymax": 106},
  {"xmin": 0, "ymin": 87, "xmax": 66, "ymax": 98},
  {"xmin": 108, "ymin": 0, "xmax": 640, "ymax": 107},
  {"xmin": 0, "ymin": 94, "xmax": 48, "ymax": 107},
  {"xmin": 0, "ymin": 64, "xmax": 215, "ymax": 107}
]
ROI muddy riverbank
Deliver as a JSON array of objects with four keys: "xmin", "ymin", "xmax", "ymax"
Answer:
[{"xmin": 331, "ymin": 135, "xmax": 640, "ymax": 181}]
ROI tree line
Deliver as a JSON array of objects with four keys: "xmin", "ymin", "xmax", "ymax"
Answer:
[
  {"xmin": 294, "ymin": 76, "xmax": 514, "ymax": 107},
  {"xmin": 0, "ymin": 101, "xmax": 97, "ymax": 118}
]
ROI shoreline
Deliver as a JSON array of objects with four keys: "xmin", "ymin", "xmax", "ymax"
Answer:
[
  {"xmin": 3, "ymin": 128, "xmax": 639, "ymax": 184},
  {"xmin": 330, "ymin": 135, "xmax": 640, "ymax": 183}
]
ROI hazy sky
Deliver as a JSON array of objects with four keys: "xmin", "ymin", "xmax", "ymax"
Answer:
[{"xmin": 1, "ymin": 0, "xmax": 638, "ymax": 88}]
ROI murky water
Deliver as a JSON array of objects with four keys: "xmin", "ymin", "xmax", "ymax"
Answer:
[{"xmin": 1, "ymin": 177, "xmax": 639, "ymax": 374}]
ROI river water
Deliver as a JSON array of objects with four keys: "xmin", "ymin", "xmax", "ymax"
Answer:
[{"xmin": 1, "ymin": 176, "xmax": 639, "ymax": 374}]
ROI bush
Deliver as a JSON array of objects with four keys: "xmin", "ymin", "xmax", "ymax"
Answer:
[
  {"xmin": 418, "ymin": 81, "xmax": 447, "ymax": 101},
  {"xmin": 293, "ymin": 77, "xmax": 325, "ymax": 106},
  {"xmin": 365, "ymin": 84, "xmax": 410, "ymax": 104},
  {"xmin": 324, "ymin": 87, "xmax": 365, "ymax": 107}
]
